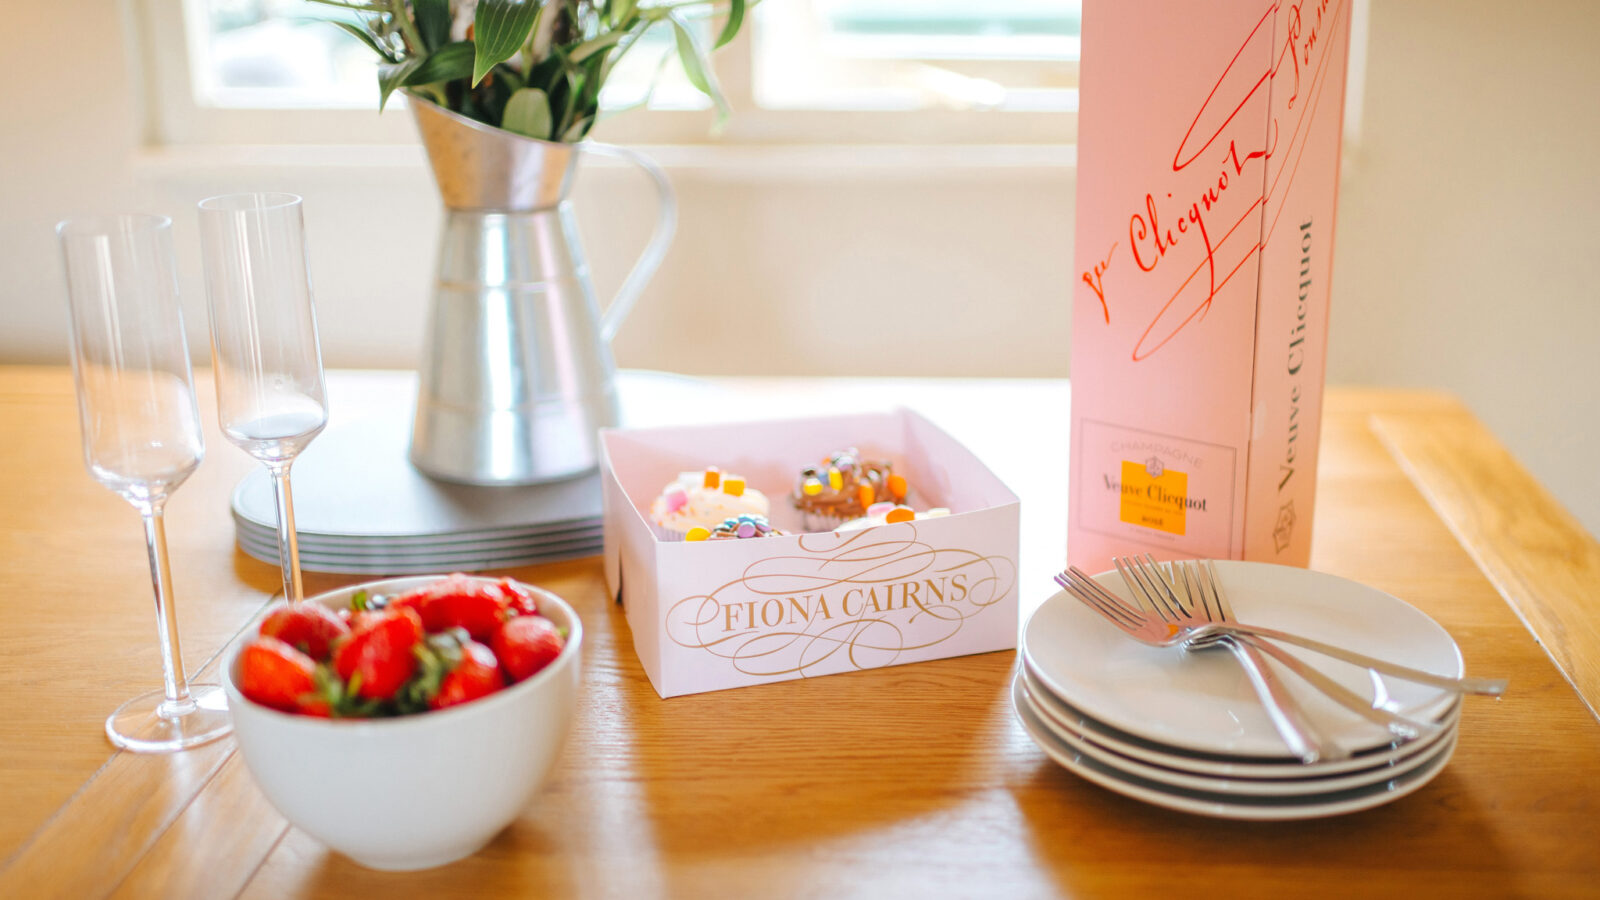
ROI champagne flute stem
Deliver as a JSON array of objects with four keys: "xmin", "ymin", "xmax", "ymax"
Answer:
[
  {"xmin": 140, "ymin": 504, "xmax": 194, "ymax": 713},
  {"xmin": 268, "ymin": 462, "xmax": 305, "ymax": 603}
]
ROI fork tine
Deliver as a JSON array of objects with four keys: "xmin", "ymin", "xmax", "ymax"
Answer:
[
  {"xmin": 1203, "ymin": 559, "xmax": 1234, "ymax": 623},
  {"xmin": 1065, "ymin": 566, "xmax": 1145, "ymax": 619},
  {"xmin": 1054, "ymin": 570, "xmax": 1136, "ymax": 623},
  {"xmin": 1056, "ymin": 574, "xmax": 1143, "ymax": 628},
  {"xmin": 1182, "ymin": 560, "xmax": 1217, "ymax": 621},
  {"xmin": 1118, "ymin": 555, "xmax": 1185, "ymax": 622},
  {"xmin": 1140, "ymin": 554, "xmax": 1193, "ymax": 619},
  {"xmin": 1113, "ymin": 556, "xmax": 1172, "ymax": 621}
]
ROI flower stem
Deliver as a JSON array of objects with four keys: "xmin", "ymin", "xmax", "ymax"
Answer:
[{"xmin": 389, "ymin": 0, "xmax": 426, "ymax": 55}]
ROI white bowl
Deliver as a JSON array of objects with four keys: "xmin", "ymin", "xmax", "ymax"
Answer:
[{"xmin": 224, "ymin": 575, "xmax": 583, "ymax": 871}]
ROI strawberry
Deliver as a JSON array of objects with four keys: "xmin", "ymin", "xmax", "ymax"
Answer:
[
  {"xmin": 237, "ymin": 637, "xmax": 317, "ymax": 712},
  {"xmin": 390, "ymin": 573, "xmax": 510, "ymax": 641},
  {"xmin": 334, "ymin": 607, "xmax": 424, "ymax": 701},
  {"xmin": 497, "ymin": 578, "xmax": 540, "ymax": 617},
  {"xmin": 259, "ymin": 602, "xmax": 350, "ymax": 661},
  {"xmin": 430, "ymin": 640, "xmax": 504, "ymax": 709},
  {"xmin": 491, "ymin": 615, "xmax": 565, "ymax": 684}
]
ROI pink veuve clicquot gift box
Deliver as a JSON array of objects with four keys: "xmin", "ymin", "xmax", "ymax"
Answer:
[{"xmin": 1068, "ymin": 0, "xmax": 1352, "ymax": 572}]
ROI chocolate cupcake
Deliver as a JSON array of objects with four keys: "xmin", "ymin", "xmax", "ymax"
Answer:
[{"xmin": 791, "ymin": 448, "xmax": 908, "ymax": 531}]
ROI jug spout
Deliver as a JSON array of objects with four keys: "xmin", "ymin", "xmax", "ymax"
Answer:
[{"xmin": 411, "ymin": 94, "xmax": 578, "ymax": 212}]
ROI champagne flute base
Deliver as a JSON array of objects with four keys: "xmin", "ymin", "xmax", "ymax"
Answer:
[{"xmin": 106, "ymin": 684, "xmax": 232, "ymax": 753}]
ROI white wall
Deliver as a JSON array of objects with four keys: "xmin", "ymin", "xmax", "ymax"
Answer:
[
  {"xmin": 3, "ymin": 1, "xmax": 1597, "ymax": 537},
  {"xmin": 1327, "ymin": 0, "xmax": 1600, "ymax": 537}
]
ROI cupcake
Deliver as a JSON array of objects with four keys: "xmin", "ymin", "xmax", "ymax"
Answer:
[
  {"xmin": 837, "ymin": 503, "xmax": 951, "ymax": 532},
  {"xmin": 685, "ymin": 514, "xmax": 787, "ymax": 542},
  {"xmin": 792, "ymin": 448, "xmax": 908, "ymax": 530},
  {"xmin": 651, "ymin": 467, "xmax": 770, "ymax": 537}
]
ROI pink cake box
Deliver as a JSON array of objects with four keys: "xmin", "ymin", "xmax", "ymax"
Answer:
[{"xmin": 601, "ymin": 409, "xmax": 1021, "ymax": 699}]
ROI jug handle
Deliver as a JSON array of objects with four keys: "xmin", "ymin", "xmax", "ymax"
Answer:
[{"xmin": 580, "ymin": 142, "xmax": 678, "ymax": 344}]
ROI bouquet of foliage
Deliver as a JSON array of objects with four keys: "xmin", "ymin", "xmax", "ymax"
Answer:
[{"xmin": 312, "ymin": 0, "xmax": 746, "ymax": 142}]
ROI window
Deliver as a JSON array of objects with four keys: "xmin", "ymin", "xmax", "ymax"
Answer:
[
  {"xmin": 142, "ymin": 0, "xmax": 1081, "ymax": 146},
  {"xmin": 755, "ymin": 1, "xmax": 1079, "ymax": 112}
]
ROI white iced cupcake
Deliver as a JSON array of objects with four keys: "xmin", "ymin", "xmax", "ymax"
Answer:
[
  {"xmin": 651, "ymin": 467, "xmax": 771, "ymax": 538},
  {"xmin": 837, "ymin": 503, "xmax": 950, "ymax": 532}
]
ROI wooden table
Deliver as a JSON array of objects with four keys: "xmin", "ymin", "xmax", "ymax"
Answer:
[{"xmin": 1, "ymin": 366, "xmax": 1597, "ymax": 898}]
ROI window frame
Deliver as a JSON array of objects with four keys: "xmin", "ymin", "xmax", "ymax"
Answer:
[{"xmin": 136, "ymin": 0, "xmax": 1081, "ymax": 149}]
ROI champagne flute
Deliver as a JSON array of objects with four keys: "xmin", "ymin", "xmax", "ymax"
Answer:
[
  {"xmin": 197, "ymin": 192, "xmax": 328, "ymax": 604},
  {"xmin": 58, "ymin": 213, "xmax": 232, "ymax": 753}
]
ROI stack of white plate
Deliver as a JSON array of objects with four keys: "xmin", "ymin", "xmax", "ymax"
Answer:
[
  {"xmin": 231, "ymin": 409, "xmax": 602, "ymax": 575},
  {"xmin": 1016, "ymin": 561, "xmax": 1465, "ymax": 820}
]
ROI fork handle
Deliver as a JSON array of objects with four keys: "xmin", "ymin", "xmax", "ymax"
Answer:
[
  {"xmin": 1232, "ymin": 635, "xmax": 1443, "ymax": 741},
  {"xmin": 1220, "ymin": 636, "xmax": 1349, "ymax": 763},
  {"xmin": 1215, "ymin": 624, "xmax": 1508, "ymax": 696}
]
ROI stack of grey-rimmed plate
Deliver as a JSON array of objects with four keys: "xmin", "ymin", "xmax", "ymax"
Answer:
[
  {"xmin": 1016, "ymin": 561, "xmax": 1465, "ymax": 820},
  {"xmin": 231, "ymin": 408, "xmax": 602, "ymax": 575}
]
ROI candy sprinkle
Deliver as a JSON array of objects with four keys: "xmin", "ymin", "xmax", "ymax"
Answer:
[
  {"xmin": 686, "ymin": 526, "xmax": 711, "ymax": 541},
  {"xmin": 665, "ymin": 487, "xmax": 689, "ymax": 513},
  {"xmin": 887, "ymin": 474, "xmax": 908, "ymax": 502},
  {"xmin": 736, "ymin": 521, "xmax": 757, "ymax": 538},
  {"xmin": 885, "ymin": 506, "xmax": 915, "ymax": 524},
  {"xmin": 827, "ymin": 467, "xmax": 844, "ymax": 490},
  {"xmin": 802, "ymin": 477, "xmax": 823, "ymax": 496},
  {"xmin": 867, "ymin": 501, "xmax": 897, "ymax": 517},
  {"xmin": 703, "ymin": 467, "xmax": 721, "ymax": 489},
  {"xmin": 858, "ymin": 483, "xmax": 875, "ymax": 507},
  {"xmin": 723, "ymin": 475, "xmax": 746, "ymax": 497}
]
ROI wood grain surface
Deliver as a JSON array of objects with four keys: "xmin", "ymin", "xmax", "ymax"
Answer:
[{"xmin": 0, "ymin": 367, "xmax": 1596, "ymax": 899}]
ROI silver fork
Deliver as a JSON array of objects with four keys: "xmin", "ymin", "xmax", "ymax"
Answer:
[
  {"xmin": 1169, "ymin": 559, "xmax": 1441, "ymax": 741},
  {"xmin": 1111, "ymin": 556, "xmax": 1347, "ymax": 763},
  {"xmin": 1056, "ymin": 563, "xmax": 1507, "ymax": 696}
]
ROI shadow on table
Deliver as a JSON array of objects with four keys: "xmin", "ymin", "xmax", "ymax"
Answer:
[{"xmin": 1010, "ymin": 760, "xmax": 1513, "ymax": 897}]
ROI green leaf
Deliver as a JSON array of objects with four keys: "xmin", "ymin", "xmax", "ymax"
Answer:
[
  {"xmin": 413, "ymin": 0, "xmax": 452, "ymax": 52},
  {"xmin": 404, "ymin": 41, "xmax": 476, "ymax": 85},
  {"xmin": 473, "ymin": 0, "xmax": 542, "ymax": 86},
  {"xmin": 497, "ymin": 63, "xmax": 526, "ymax": 92},
  {"xmin": 716, "ymin": 0, "xmax": 746, "ymax": 49},
  {"xmin": 570, "ymin": 30, "xmax": 626, "ymax": 64},
  {"xmin": 562, "ymin": 116, "xmax": 594, "ymax": 142},
  {"xmin": 669, "ymin": 14, "xmax": 729, "ymax": 119},
  {"xmin": 608, "ymin": 0, "xmax": 639, "ymax": 29},
  {"xmin": 328, "ymin": 19, "xmax": 398, "ymax": 63},
  {"xmin": 378, "ymin": 57, "xmax": 421, "ymax": 110},
  {"xmin": 502, "ymin": 87, "xmax": 553, "ymax": 139}
]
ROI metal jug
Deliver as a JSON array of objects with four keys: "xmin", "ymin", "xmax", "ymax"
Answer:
[{"xmin": 408, "ymin": 97, "xmax": 675, "ymax": 485}]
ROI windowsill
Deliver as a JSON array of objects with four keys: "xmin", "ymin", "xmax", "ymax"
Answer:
[{"xmin": 130, "ymin": 142, "xmax": 1077, "ymax": 183}]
